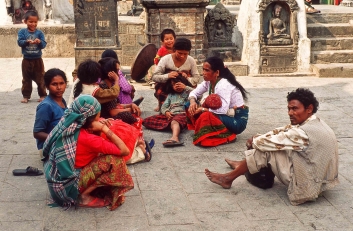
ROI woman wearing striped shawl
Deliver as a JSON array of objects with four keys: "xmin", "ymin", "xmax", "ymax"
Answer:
[{"xmin": 43, "ymin": 95, "xmax": 133, "ymax": 210}]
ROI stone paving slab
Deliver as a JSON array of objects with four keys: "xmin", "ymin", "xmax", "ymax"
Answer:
[{"xmin": 0, "ymin": 58, "xmax": 352, "ymax": 230}]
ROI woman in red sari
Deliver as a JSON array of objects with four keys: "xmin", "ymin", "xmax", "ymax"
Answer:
[{"xmin": 187, "ymin": 57, "xmax": 249, "ymax": 147}]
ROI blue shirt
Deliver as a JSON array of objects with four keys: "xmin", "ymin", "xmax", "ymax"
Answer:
[
  {"xmin": 33, "ymin": 96, "xmax": 67, "ymax": 149},
  {"xmin": 17, "ymin": 28, "xmax": 47, "ymax": 59}
]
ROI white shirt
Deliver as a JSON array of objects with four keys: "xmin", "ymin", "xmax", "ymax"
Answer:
[{"xmin": 189, "ymin": 78, "xmax": 244, "ymax": 114}]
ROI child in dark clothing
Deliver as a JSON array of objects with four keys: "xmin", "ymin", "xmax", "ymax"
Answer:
[{"xmin": 17, "ymin": 10, "xmax": 47, "ymax": 103}]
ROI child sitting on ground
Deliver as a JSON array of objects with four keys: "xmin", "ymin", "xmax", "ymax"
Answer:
[
  {"xmin": 143, "ymin": 75, "xmax": 193, "ymax": 147},
  {"xmin": 33, "ymin": 68, "xmax": 68, "ymax": 159},
  {"xmin": 101, "ymin": 49, "xmax": 144, "ymax": 106},
  {"xmin": 17, "ymin": 10, "xmax": 47, "ymax": 103},
  {"xmin": 68, "ymin": 59, "xmax": 120, "ymax": 107}
]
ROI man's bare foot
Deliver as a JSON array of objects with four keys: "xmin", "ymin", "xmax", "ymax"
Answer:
[
  {"xmin": 21, "ymin": 98, "xmax": 29, "ymax": 103},
  {"xmin": 38, "ymin": 96, "xmax": 46, "ymax": 102},
  {"xmin": 225, "ymin": 159, "xmax": 243, "ymax": 170},
  {"xmin": 204, "ymin": 168, "xmax": 232, "ymax": 189}
]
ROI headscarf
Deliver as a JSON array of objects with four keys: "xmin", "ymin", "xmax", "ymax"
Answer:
[{"xmin": 43, "ymin": 95, "xmax": 101, "ymax": 208}]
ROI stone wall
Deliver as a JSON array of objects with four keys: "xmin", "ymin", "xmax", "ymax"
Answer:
[
  {"xmin": 0, "ymin": 18, "xmax": 145, "ymax": 67},
  {"xmin": 0, "ymin": 24, "xmax": 75, "ymax": 58}
]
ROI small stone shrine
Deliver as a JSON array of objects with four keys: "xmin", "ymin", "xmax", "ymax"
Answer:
[
  {"xmin": 141, "ymin": 0, "xmax": 209, "ymax": 59},
  {"xmin": 205, "ymin": 3, "xmax": 239, "ymax": 62},
  {"xmin": 73, "ymin": 0, "xmax": 120, "ymax": 66},
  {"xmin": 237, "ymin": 0, "xmax": 310, "ymax": 75}
]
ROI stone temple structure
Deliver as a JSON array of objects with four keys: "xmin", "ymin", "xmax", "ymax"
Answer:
[
  {"xmin": 73, "ymin": 0, "xmax": 119, "ymax": 66},
  {"xmin": 205, "ymin": 3, "xmax": 239, "ymax": 62},
  {"xmin": 141, "ymin": 0, "xmax": 209, "ymax": 61},
  {"xmin": 237, "ymin": 0, "xmax": 310, "ymax": 75}
]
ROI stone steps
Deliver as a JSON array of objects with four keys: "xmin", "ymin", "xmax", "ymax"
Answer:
[
  {"xmin": 307, "ymin": 8, "xmax": 353, "ymax": 77},
  {"xmin": 307, "ymin": 23, "xmax": 353, "ymax": 38},
  {"xmin": 310, "ymin": 63, "xmax": 353, "ymax": 77},
  {"xmin": 311, "ymin": 37, "xmax": 353, "ymax": 51},
  {"xmin": 311, "ymin": 50, "xmax": 353, "ymax": 64},
  {"xmin": 307, "ymin": 13, "xmax": 353, "ymax": 24},
  {"xmin": 251, "ymin": 72, "xmax": 316, "ymax": 77}
]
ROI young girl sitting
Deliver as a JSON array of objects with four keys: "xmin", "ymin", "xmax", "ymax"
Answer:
[
  {"xmin": 143, "ymin": 75, "xmax": 193, "ymax": 147},
  {"xmin": 33, "ymin": 68, "xmax": 68, "ymax": 159}
]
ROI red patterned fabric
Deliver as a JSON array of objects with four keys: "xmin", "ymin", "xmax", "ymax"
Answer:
[
  {"xmin": 202, "ymin": 94, "xmax": 222, "ymax": 110},
  {"xmin": 100, "ymin": 119, "xmax": 140, "ymax": 161},
  {"xmin": 78, "ymin": 155, "xmax": 134, "ymax": 211},
  {"xmin": 187, "ymin": 111, "xmax": 236, "ymax": 147},
  {"xmin": 143, "ymin": 113, "xmax": 187, "ymax": 130}
]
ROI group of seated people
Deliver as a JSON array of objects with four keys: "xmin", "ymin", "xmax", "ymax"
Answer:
[{"xmin": 34, "ymin": 34, "xmax": 339, "ymax": 210}]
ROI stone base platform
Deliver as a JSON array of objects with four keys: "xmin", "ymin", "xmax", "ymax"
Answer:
[{"xmin": 311, "ymin": 63, "xmax": 353, "ymax": 77}]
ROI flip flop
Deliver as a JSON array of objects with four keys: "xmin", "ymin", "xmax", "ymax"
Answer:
[
  {"xmin": 162, "ymin": 140, "xmax": 184, "ymax": 147},
  {"xmin": 12, "ymin": 166, "xmax": 43, "ymax": 176},
  {"xmin": 144, "ymin": 139, "xmax": 154, "ymax": 162},
  {"xmin": 79, "ymin": 197, "xmax": 109, "ymax": 208}
]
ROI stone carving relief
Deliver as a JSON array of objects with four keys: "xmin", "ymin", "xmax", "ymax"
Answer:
[
  {"xmin": 205, "ymin": 3, "xmax": 234, "ymax": 47},
  {"xmin": 257, "ymin": 0, "xmax": 299, "ymax": 74}
]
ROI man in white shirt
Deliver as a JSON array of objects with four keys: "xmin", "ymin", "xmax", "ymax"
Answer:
[{"xmin": 205, "ymin": 88, "xmax": 339, "ymax": 205}]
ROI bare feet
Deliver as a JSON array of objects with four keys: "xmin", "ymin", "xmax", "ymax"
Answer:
[
  {"xmin": 79, "ymin": 196, "xmax": 109, "ymax": 208},
  {"xmin": 38, "ymin": 96, "xmax": 46, "ymax": 102},
  {"xmin": 204, "ymin": 168, "xmax": 233, "ymax": 189},
  {"xmin": 225, "ymin": 159, "xmax": 243, "ymax": 170},
  {"xmin": 21, "ymin": 98, "xmax": 29, "ymax": 103}
]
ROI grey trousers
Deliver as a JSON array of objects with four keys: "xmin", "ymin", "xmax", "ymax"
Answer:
[{"xmin": 245, "ymin": 149, "xmax": 293, "ymax": 186}]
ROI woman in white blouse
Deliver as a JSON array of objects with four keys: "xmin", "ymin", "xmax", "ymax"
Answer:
[{"xmin": 187, "ymin": 56, "xmax": 249, "ymax": 147}]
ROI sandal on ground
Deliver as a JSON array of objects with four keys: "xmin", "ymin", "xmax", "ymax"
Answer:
[
  {"xmin": 133, "ymin": 97, "xmax": 144, "ymax": 106},
  {"xmin": 12, "ymin": 166, "xmax": 43, "ymax": 176},
  {"xmin": 162, "ymin": 140, "xmax": 184, "ymax": 147},
  {"xmin": 144, "ymin": 139, "xmax": 154, "ymax": 162},
  {"xmin": 79, "ymin": 197, "xmax": 109, "ymax": 208}
]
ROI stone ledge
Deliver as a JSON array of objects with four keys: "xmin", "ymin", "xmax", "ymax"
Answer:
[{"xmin": 311, "ymin": 63, "xmax": 353, "ymax": 77}]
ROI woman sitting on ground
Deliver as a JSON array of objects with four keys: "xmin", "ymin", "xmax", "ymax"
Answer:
[
  {"xmin": 143, "ymin": 75, "xmax": 193, "ymax": 147},
  {"xmin": 43, "ymin": 95, "xmax": 134, "ymax": 210},
  {"xmin": 101, "ymin": 49, "xmax": 144, "ymax": 106},
  {"xmin": 152, "ymin": 37, "xmax": 200, "ymax": 112},
  {"xmin": 187, "ymin": 56, "xmax": 249, "ymax": 147},
  {"xmin": 33, "ymin": 68, "xmax": 68, "ymax": 159},
  {"xmin": 98, "ymin": 57, "xmax": 153, "ymax": 163}
]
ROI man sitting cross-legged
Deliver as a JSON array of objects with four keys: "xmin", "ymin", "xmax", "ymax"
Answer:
[{"xmin": 205, "ymin": 88, "xmax": 339, "ymax": 205}]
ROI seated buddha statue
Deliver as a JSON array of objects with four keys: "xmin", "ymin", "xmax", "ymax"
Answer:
[{"xmin": 267, "ymin": 4, "xmax": 291, "ymax": 41}]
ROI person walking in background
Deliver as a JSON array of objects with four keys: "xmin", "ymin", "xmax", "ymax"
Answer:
[{"xmin": 17, "ymin": 10, "xmax": 47, "ymax": 103}]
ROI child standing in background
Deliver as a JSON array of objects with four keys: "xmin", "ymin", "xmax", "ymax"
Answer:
[
  {"xmin": 144, "ymin": 29, "xmax": 176, "ymax": 89},
  {"xmin": 17, "ymin": 10, "xmax": 47, "ymax": 103},
  {"xmin": 154, "ymin": 29, "xmax": 176, "ymax": 65}
]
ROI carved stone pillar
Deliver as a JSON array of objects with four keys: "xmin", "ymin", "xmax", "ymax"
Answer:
[
  {"xmin": 142, "ymin": 0, "xmax": 209, "ymax": 60},
  {"xmin": 237, "ymin": 0, "xmax": 310, "ymax": 75},
  {"xmin": 73, "ymin": 0, "xmax": 120, "ymax": 67},
  {"xmin": 340, "ymin": 0, "xmax": 353, "ymax": 6}
]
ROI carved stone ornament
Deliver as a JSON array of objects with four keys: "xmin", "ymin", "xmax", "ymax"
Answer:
[
  {"xmin": 257, "ymin": 0, "xmax": 299, "ymax": 74},
  {"xmin": 205, "ymin": 3, "xmax": 235, "ymax": 47},
  {"xmin": 257, "ymin": 0, "xmax": 298, "ymax": 12}
]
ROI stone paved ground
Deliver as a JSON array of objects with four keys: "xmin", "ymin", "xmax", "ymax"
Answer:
[{"xmin": 0, "ymin": 58, "xmax": 353, "ymax": 231}]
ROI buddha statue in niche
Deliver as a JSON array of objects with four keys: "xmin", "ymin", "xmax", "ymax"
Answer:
[
  {"xmin": 214, "ymin": 22, "xmax": 226, "ymax": 40},
  {"xmin": 267, "ymin": 4, "xmax": 290, "ymax": 40}
]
